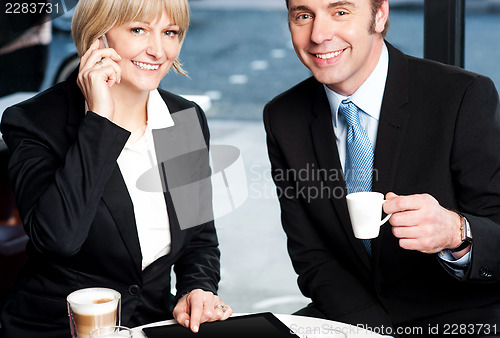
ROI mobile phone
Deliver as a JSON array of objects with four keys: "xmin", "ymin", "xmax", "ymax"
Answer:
[{"xmin": 100, "ymin": 34, "xmax": 109, "ymax": 48}]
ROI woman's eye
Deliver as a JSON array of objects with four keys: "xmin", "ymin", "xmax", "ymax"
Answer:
[
  {"xmin": 131, "ymin": 27, "xmax": 144, "ymax": 34},
  {"xmin": 164, "ymin": 30, "xmax": 179, "ymax": 37}
]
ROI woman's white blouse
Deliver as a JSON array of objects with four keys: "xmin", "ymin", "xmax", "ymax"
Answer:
[{"xmin": 116, "ymin": 89, "xmax": 175, "ymax": 270}]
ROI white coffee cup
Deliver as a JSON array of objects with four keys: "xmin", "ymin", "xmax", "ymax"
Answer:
[{"xmin": 346, "ymin": 192, "xmax": 392, "ymax": 239}]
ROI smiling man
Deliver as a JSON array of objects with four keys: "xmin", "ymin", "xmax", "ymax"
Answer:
[{"xmin": 264, "ymin": 0, "xmax": 500, "ymax": 335}]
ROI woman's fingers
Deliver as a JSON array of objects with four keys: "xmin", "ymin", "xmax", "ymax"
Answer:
[
  {"xmin": 93, "ymin": 57, "xmax": 121, "ymax": 86},
  {"xmin": 76, "ymin": 39, "xmax": 123, "ymax": 119},
  {"xmin": 173, "ymin": 290, "xmax": 233, "ymax": 333},
  {"xmin": 80, "ymin": 39, "xmax": 121, "ymax": 72},
  {"xmin": 210, "ymin": 302, "xmax": 233, "ymax": 321},
  {"xmin": 79, "ymin": 39, "xmax": 100, "ymax": 71},
  {"xmin": 77, "ymin": 61, "xmax": 118, "ymax": 118},
  {"xmin": 79, "ymin": 39, "xmax": 122, "ymax": 87}
]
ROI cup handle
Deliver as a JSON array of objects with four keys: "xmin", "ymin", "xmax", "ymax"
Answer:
[
  {"xmin": 379, "ymin": 199, "xmax": 392, "ymax": 226},
  {"xmin": 379, "ymin": 213, "xmax": 392, "ymax": 227}
]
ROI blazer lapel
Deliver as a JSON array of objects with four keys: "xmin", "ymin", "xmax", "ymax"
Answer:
[
  {"xmin": 151, "ymin": 93, "xmax": 199, "ymax": 257},
  {"xmin": 309, "ymin": 83, "xmax": 372, "ymax": 268},
  {"xmin": 101, "ymin": 167, "xmax": 143, "ymax": 272},
  {"xmin": 371, "ymin": 43, "xmax": 411, "ymax": 259},
  {"xmin": 163, "ymin": 188, "xmax": 184, "ymax": 256}
]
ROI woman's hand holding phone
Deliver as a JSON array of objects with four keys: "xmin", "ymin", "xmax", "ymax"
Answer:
[{"xmin": 77, "ymin": 38, "xmax": 122, "ymax": 121}]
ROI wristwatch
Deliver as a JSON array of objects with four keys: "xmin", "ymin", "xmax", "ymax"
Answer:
[{"xmin": 450, "ymin": 214, "xmax": 473, "ymax": 253}]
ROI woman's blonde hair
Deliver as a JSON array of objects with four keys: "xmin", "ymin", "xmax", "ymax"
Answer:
[{"xmin": 72, "ymin": 0, "xmax": 189, "ymax": 75}]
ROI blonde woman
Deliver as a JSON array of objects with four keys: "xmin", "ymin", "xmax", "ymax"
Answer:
[{"xmin": 0, "ymin": 0, "xmax": 231, "ymax": 336}]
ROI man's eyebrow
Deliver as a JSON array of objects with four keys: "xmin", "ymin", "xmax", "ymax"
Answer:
[
  {"xmin": 289, "ymin": 1, "xmax": 356, "ymax": 12},
  {"xmin": 328, "ymin": 1, "xmax": 357, "ymax": 9},
  {"xmin": 289, "ymin": 5, "xmax": 311, "ymax": 12}
]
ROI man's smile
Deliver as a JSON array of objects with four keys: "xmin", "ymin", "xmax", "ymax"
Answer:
[{"xmin": 313, "ymin": 48, "xmax": 347, "ymax": 60}]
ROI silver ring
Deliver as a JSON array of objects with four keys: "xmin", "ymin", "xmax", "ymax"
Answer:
[
  {"xmin": 97, "ymin": 60, "xmax": 104, "ymax": 68},
  {"xmin": 215, "ymin": 304, "xmax": 227, "ymax": 312}
]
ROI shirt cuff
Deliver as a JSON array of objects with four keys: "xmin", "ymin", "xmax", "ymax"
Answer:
[{"xmin": 438, "ymin": 246, "xmax": 472, "ymax": 278}]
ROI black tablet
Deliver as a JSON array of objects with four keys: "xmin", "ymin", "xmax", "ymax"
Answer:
[{"xmin": 142, "ymin": 312, "xmax": 299, "ymax": 338}]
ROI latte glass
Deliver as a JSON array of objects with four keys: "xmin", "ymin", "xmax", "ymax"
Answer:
[{"xmin": 67, "ymin": 288, "xmax": 121, "ymax": 338}]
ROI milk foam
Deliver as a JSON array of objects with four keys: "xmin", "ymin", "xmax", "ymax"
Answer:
[{"xmin": 67, "ymin": 288, "xmax": 120, "ymax": 315}]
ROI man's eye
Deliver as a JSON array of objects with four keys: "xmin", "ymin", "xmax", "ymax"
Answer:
[
  {"xmin": 297, "ymin": 13, "xmax": 312, "ymax": 20},
  {"xmin": 337, "ymin": 11, "xmax": 347, "ymax": 16}
]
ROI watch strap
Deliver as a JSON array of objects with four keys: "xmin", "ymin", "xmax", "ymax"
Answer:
[{"xmin": 449, "ymin": 214, "xmax": 472, "ymax": 253}]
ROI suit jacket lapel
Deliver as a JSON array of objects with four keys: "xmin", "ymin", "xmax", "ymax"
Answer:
[
  {"xmin": 101, "ymin": 167, "xmax": 143, "ymax": 272},
  {"xmin": 309, "ymin": 82, "xmax": 372, "ymax": 268},
  {"xmin": 163, "ymin": 188, "xmax": 184, "ymax": 256},
  {"xmin": 371, "ymin": 43, "xmax": 411, "ymax": 259},
  {"xmin": 154, "ymin": 91, "xmax": 198, "ymax": 255}
]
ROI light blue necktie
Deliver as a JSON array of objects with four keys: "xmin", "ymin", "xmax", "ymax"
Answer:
[{"xmin": 339, "ymin": 99, "xmax": 374, "ymax": 255}]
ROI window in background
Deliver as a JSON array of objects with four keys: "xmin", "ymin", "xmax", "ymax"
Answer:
[
  {"xmin": 386, "ymin": 0, "xmax": 424, "ymax": 59},
  {"xmin": 465, "ymin": 0, "xmax": 500, "ymax": 89}
]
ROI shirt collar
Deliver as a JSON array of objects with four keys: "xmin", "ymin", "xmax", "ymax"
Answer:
[
  {"xmin": 122, "ymin": 89, "xmax": 175, "ymax": 150},
  {"xmin": 147, "ymin": 89, "xmax": 175, "ymax": 130},
  {"xmin": 325, "ymin": 43, "xmax": 389, "ymax": 127}
]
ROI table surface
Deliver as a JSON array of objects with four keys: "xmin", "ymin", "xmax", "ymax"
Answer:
[{"xmin": 131, "ymin": 313, "xmax": 383, "ymax": 338}]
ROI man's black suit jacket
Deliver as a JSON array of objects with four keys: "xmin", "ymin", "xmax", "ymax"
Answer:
[
  {"xmin": 264, "ymin": 43, "xmax": 500, "ymax": 328},
  {"xmin": 0, "ymin": 71, "xmax": 220, "ymax": 337}
]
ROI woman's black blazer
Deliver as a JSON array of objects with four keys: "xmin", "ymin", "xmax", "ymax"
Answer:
[{"xmin": 0, "ymin": 69, "xmax": 220, "ymax": 338}]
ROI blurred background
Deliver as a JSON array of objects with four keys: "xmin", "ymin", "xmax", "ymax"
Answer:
[{"xmin": 1, "ymin": 0, "xmax": 500, "ymax": 315}]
